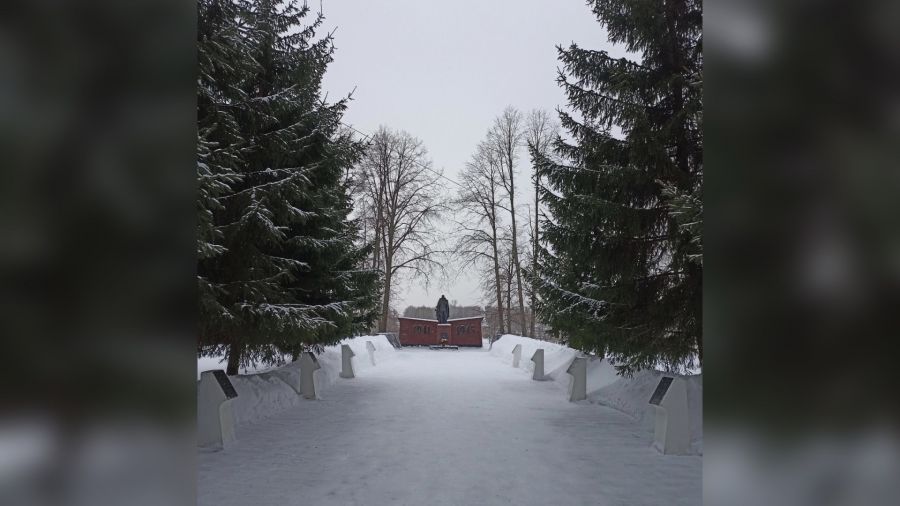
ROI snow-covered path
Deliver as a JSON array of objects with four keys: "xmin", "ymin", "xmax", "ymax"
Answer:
[{"xmin": 198, "ymin": 348, "xmax": 700, "ymax": 506}]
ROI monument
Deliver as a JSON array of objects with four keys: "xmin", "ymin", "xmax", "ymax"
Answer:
[
  {"xmin": 340, "ymin": 344, "xmax": 355, "ymax": 378},
  {"xmin": 396, "ymin": 295, "xmax": 483, "ymax": 347},
  {"xmin": 436, "ymin": 294, "xmax": 450, "ymax": 324},
  {"xmin": 366, "ymin": 340, "xmax": 377, "ymax": 366},
  {"xmin": 299, "ymin": 352, "xmax": 321, "ymax": 399},
  {"xmin": 566, "ymin": 356, "xmax": 587, "ymax": 402},
  {"xmin": 531, "ymin": 348, "xmax": 546, "ymax": 380},
  {"xmin": 511, "ymin": 344, "xmax": 522, "ymax": 368},
  {"xmin": 649, "ymin": 375, "xmax": 691, "ymax": 455},
  {"xmin": 197, "ymin": 370, "xmax": 238, "ymax": 449}
]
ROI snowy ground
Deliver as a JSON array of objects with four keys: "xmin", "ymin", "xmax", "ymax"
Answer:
[{"xmin": 198, "ymin": 343, "xmax": 701, "ymax": 506}]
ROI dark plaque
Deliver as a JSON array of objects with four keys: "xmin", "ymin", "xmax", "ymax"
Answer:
[
  {"xmin": 213, "ymin": 370, "xmax": 238, "ymax": 399},
  {"xmin": 648, "ymin": 377, "xmax": 673, "ymax": 405},
  {"xmin": 650, "ymin": 376, "xmax": 673, "ymax": 406}
]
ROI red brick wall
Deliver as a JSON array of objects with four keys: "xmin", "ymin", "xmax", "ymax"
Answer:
[
  {"xmin": 398, "ymin": 318, "xmax": 439, "ymax": 346},
  {"xmin": 398, "ymin": 317, "xmax": 483, "ymax": 347},
  {"xmin": 447, "ymin": 317, "xmax": 483, "ymax": 346}
]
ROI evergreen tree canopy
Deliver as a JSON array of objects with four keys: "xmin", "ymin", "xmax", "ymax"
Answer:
[
  {"xmin": 197, "ymin": 0, "xmax": 380, "ymax": 371},
  {"xmin": 533, "ymin": 0, "xmax": 702, "ymax": 374}
]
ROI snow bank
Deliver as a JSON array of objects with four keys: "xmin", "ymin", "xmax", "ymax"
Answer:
[
  {"xmin": 229, "ymin": 373, "xmax": 303, "ymax": 427},
  {"xmin": 490, "ymin": 334, "xmax": 578, "ymax": 381},
  {"xmin": 588, "ymin": 366, "xmax": 703, "ymax": 453},
  {"xmin": 198, "ymin": 335, "xmax": 397, "ymax": 433},
  {"xmin": 490, "ymin": 334, "xmax": 703, "ymax": 454}
]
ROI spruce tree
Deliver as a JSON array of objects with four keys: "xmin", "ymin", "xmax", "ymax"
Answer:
[
  {"xmin": 197, "ymin": 0, "xmax": 380, "ymax": 373},
  {"xmin": 533, "ymin": 0, "xmax": 702, "ymax": 374}
]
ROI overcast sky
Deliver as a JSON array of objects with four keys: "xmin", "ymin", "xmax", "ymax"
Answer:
[{"xmin": 319, "ymin": 0, "xmax": 624, "ymax": 310}]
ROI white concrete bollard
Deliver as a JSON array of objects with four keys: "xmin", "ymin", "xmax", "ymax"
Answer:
[
  {"xmin": 299, "ymin": 352, "xmax": 321, "ymax": 399},
  {"xmin": 340, "ymin": 344, "xmax": 355, "ymax": 378},
  {"xmin": 366, "ymin": 340, "xmax": 376, "ymax": 366},
  {"xmin": 649, "ymin": 376, "xmax": 691, "ymax": 455},
  {"xmin": 197, "ymin": 370, "xmax": 238, "ymax": 449},
  {"xmin": 512, "ymin": 344, "xmax": 522, "ymax": 368},
  {"xmin": 531, "ymin": 349, "xmax": 546, "ymax": 381},
  {"xmin": 566, "ymin": 357, "xmax": 587, "ymax": 401}
]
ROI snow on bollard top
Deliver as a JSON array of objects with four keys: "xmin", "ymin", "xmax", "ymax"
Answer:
[
  {"xmin": 366, "ymin": 340, "xmax": 376, "ymax": 366},
  {"xmin": 512, "ymin": 344, "xmax": 522, "ymax": 368},
  {"xmin": 566, "ymin": 357, "xmax": 587, "ymax": 402},
  {"xmin": 340, "ymin": 344, "xmax": 355, "ymax": 378}
]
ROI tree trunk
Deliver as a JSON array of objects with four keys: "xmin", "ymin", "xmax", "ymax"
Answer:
[
  {"xmin": 372, "ymin": 184, "xmax": 384, "ymax": 270},
  {"xmin": 505, "ymin": 256, "xmax": 513, "ymax": 333},
  {"xmin": 510, "ymin": 214, "xmax": 527, "ymax": 335},
  {"xmin": 491, "ymin": 225, "xmax": 505, "ymax": 335},
  {"xmin": 530, "ymin": 172, "xmax": 539, "ymax": 338},
  {"xmin": 226, "ymin": 342, "xmax": 242, "ymax": 375},
  {"xmin": 507, "ymin": 155, "xmax": 527, "ymax": 336},
  {"xmin": 379, "ymin": 265, "xmax": 392, "ymax": 333},
  {"xmin": 371, "ymin": 216, "xmax": 382, "ymax": 270}
]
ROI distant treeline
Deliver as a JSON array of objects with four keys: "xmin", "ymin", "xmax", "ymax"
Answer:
[{"xmin": 402, "ymin": 305, "xmax": 483, "ymax": 320}]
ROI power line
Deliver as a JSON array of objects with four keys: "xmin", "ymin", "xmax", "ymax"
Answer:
[{"xmin": 340, "ymin": 121, "xmax": 465, "ymax": 189}]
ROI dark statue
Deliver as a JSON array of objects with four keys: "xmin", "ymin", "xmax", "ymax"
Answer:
[{"xmin": 435, "ymin": 294, "xmax": 450, "ymax": 324}]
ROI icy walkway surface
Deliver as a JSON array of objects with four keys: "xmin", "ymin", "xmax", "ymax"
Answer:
[{"xmin": 198, "ymin": 348, "xmax": 700, "ymax": 506}]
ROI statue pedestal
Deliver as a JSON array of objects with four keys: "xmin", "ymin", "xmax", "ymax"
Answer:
[{"xmin": 437, "ymin": 323, "xmax": 451, "ymax": 345}]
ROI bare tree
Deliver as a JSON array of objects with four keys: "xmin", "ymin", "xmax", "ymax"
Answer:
[
  {"xmin": 454, "ymin": 142, "xmax": 509, "ymax": 334},
  {"xmin": 499, "ymin": 231, "xmax": 516, "ymax": 334},
  {"xmin": 525, "ymin": 109, "xmax": 558, "ymax": 338},
  {"xmin": 354, "ymin": 127, "xmax": 444, "ymax": 332},
  {"xmin": 489, "ymin": 106, "xmax": 527, "ymax": 335}
]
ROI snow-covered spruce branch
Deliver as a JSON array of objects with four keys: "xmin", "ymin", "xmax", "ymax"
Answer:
[
  {"xmin": 218, "ymin": 168, "xmax": 315, "ymax": 200},
  {"xmin": 535, "ymin": 276, "xmax": 612, "ymax": 319}
]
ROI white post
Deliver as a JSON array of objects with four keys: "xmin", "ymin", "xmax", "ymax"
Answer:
[
  {"xmin": 566, "ymin": 357, "xmax": 587, "ymax": 402},
  {"xmin": 650, "ymin": 376, "xmax": 691, "ymax": 455},
  {"xmin": 299, "ymin": 352, "xmax": 321, "ymax": 399},
  {"xmin": 531, "ymin": 349, "xmax": 546, "ymax": 381},
  {"xmin": 197, "ymin": 370, "xmax": 238, "ymax": 449},
  {"xmin": 512, "ymin": 344, "xmax": 522, "ymax": 368},
  {"xmin": 340, "ymin": 344, "xmax": 355, "ymax": 378},
  {"xmin": 366, "ymin": 340, "xmax": 376, "ymax": 366}
]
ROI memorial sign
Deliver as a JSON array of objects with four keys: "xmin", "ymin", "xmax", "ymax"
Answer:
[
  {"xmin": 198, "ymin": 370, "xmax": 238, "ymax": 448},
  {"xmin": 648, "ymin": 375, "xmax": 690, "ymax": 455},
  {"xmin": 212, "ymin": 370, "xmax": 238, "ymax": 399},
  {"xmin": 648, "ymin": 376, "xmax": 673, "ymax": 406}
]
